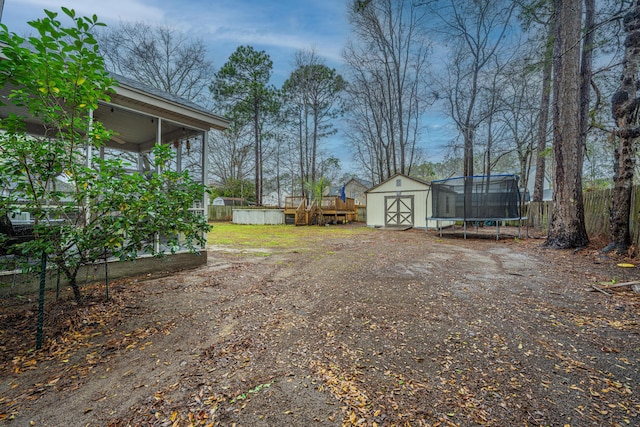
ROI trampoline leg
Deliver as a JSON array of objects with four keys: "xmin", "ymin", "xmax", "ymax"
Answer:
[
  {"xmin": 496, "ymin": 222, "xmax": 499, "ymax": 240},
  {"xmin": 464, "ymin": 221, "xmax": 467, "ymax": 239}
]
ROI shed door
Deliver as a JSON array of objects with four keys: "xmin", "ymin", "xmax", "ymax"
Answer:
[{"xmin": 385, "ymin": 195, "xmax": 414, "ymax": 227}]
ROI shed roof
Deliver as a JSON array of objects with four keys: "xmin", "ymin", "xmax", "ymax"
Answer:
[{"xmin": 365, "ymin": 173, "xmax": 430, "ymax": 193}]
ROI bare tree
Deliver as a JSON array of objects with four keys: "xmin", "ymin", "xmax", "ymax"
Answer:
[
  {"xmin": 96, "ymin": 21, "xmax": 214, "ymax": 108},
  {"xmin": 500, "ymin": 58, "xmax": 540, "ymax": 206},
  {"xmin": 207, "ymin": 124, "xmax": 253, "ymax": 185},
  {"xmin": 519, "ymin": 0, "xmax": 555, "ymax": 202},
  {"xmin": 427, "ymin": 0, "xmax": 517, "ymax": 179},
  {"xmin": 463, "ymin": 51, "xmax": 539, "ymax": 200},
  {"xmin": 343, "ymin": 0, "xmax": 430, "ymax": 184}
]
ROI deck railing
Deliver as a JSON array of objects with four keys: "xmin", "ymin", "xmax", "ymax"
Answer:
[
  {"xmin": 294, "ymin": 198, "xmax": 307, "ymax": 225},
  {"xmin": 284, "ymin": 195, "xmax": 358, "ymax": 225},
  {"xmin": 285, "ymin": 196, "xmax": 356, "ymax": 211},
  {"xmin": 317, "ymin": 197, "xmax": 355, "ymax": 211},
  {"xmin": 285, "ymin": 196, "xmax": 306, "ymax": 209}
]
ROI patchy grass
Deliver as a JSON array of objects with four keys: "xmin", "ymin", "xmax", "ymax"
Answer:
[{"xmin": 207, "ymin": 222, "xmax": 369, "ymax": 250}]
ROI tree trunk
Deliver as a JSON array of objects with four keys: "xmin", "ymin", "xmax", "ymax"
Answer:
[
  {"xmin": 311, "ymin": 106, "xmax": 318, "ymax": 183},
  {"xmin": 253, "ymin": 97, "xmax": 261, "ymax": 206},
  {"xmin": 463, "ymin": 125, "xmax": 474, "ymax": 221},
  {"xmin": 298, "ymin": 112, "xmax": 306, "ymax": 198},
  {"xmin": 604, "ymin": 0, "xmax": 640, "ymax": 254},
  {"xmin": 533, "ymin": 19, "xmax": 554, "ymax": 202},
  {"xmin": 59, "ymin": 263, "xmax": 82, "ymax": 303},
  {"xmin": 463, "ymin": 125, "xmax": 475, "ymax": 179},
  {"xmin": 70, "ymin": 277, "xmax": 82, "ymax": 304},
  {"xmin": 578, "ymin": 0, "xmax": 594, "ymax": 173},
  {"xmin": 545, "ymin": 0, "xmax": 589, "ymax": 249},
  {"xmin": 607, "ymin": 141, "xmax": 638, "ymax": 252}
]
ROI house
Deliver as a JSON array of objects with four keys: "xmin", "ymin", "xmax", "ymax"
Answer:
[
  {"xmin": 365, "ymin": 173, "xmax": 441, "ymax": 229},
  {"xmin": 342, "ymin": 178, "xmax": 371, "ymax": 206},
  {"xmin": 262, "ymin": 191, "xmax": 289, "ymax": 208},
  {"xmin": 0, "ymin": 44, "xmax": 230, "ymax": 278},
  {"xmin": 1, "ymin": 61, "xmax": 229, "ymax": 204}
]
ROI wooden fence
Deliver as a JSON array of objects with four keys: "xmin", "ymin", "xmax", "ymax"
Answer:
[
  {"xmin": 357, "ymin": 206, "xmax": 366, "ymax": 223},
  {"xmin": 208, "ymin": 205, "xmax": 233, "ymax": 222},
  {"xmin": 526, "ymin": 187, "xmax": 640, "ymax": 242}
]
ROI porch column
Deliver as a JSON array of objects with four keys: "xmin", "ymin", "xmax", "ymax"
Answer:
[
  {"xmin": 154, "ymin": 117, "xmax": 162, "ymax": 254},
  {"xmin": 85, "ymin": 109, "xmax": 94, "ymax": 226},
  {"xmin": 202, "ymin": 130, "xmax": 210, "ymax": 207}
]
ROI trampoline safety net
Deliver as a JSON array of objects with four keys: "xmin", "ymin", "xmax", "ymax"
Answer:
[{"xmin": 430, "ymin": 175, "xmax": 522, "ymax": 220}]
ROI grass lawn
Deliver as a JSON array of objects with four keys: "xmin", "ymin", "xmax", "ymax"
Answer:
[{"xmin": 207, "ymin": 222, "xmax": 370, "ymax": 250}]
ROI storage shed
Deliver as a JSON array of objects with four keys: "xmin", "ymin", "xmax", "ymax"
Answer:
[
  {"xmin": 365, "ymin": 173, "xmax": 441, "ymax": 229},
  {"xmin": 211, "ymin": 197, "xmax": 247, "ymax": 207}
]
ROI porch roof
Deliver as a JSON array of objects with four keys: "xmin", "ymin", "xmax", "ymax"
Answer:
[
  {"xmin": 96, "ymin": 72, "xmax": 229, "ymax": 152},
  {"xmin": 0, "ymin": 44, "xmax": 229, "ymax": 153}
]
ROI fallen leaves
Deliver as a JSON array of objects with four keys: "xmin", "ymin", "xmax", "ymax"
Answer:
[
  {"xmin": 0, "ymin": 278, "xmax": 177, "ymax": 420},
  {"xmin": 311, "ymin": 360, "xmax": 375, "ymax": 425},
  {"xmin": 1, "ymin": 228, "xmax": 639, "ymax": 426}
]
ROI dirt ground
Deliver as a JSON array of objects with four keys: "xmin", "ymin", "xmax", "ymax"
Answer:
[{"xmin": 1, "ymin": 224, "xmax": 639, "ymax": 426}]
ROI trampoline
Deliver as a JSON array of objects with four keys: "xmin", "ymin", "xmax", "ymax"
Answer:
[{"xmin": 427, "ymin": 174, "xmax": 527, "ymax": 239}]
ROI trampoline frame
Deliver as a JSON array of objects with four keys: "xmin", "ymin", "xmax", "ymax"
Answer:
[{"xmin": 427, "ymin": 174, "xmax": 528, "ymax": 240}]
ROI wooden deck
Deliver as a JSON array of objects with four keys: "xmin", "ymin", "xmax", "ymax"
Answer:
[{"xmin": 284, "ymin": 196, "xmax": 358, "ymax": 225}]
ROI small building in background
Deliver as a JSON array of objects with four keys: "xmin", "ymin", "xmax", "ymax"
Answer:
[
  {"xmin": 262, "ymin": 191, "xmax": 290, "ymax": 208},
  {"xmin": 211, "ymin": 197, "xmax": 247, "ymax": 207},
  {"xmin": 343, "ymin": 178, "xmax": 371, "ymax": 206}
]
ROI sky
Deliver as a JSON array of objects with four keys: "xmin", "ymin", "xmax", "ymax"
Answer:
[
  {"xmin": 1, "ymin": 0, "xmax": 452, "ymax": 173},
  {"xmin": 1, "ymin": 0, "xmax": 350, "ymax": 86}
]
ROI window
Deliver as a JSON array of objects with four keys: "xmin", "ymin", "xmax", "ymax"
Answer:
[{"xmin": 396, "ymin": 179, "xmax": 402, "ymax": 187}]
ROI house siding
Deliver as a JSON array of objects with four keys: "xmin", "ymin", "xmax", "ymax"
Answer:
[{"xmin": 344, "ymin": 179, "xmax": 370, "ymax": 206}]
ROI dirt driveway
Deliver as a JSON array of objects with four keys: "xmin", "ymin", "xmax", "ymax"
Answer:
[{"xmin": 1, "ymin": 224, "xmax": 639, "ymax": 426}]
